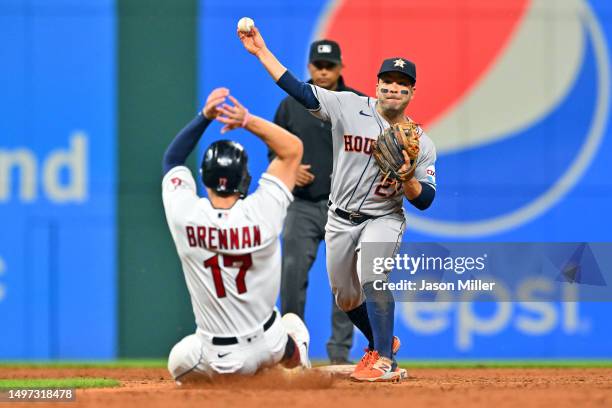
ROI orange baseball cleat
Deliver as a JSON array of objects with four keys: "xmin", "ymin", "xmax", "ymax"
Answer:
[
  {"xmin": 352, "ymin": 336, "xmax": 401, "ymax": 375},
  {"xmin": 350, "ymin": 352, "xmax": 407, "ymax": 383}
]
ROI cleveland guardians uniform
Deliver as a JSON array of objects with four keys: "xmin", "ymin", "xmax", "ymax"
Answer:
[
  {"xmin": 163, "ymin": 168, "xmax": 296, "ymax": 378},
  {"xmin": 163, "ymin": 88, "xmax": 310, "ymax": 381}
]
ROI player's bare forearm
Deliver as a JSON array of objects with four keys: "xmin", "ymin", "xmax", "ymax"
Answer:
[
  {"xmin": 256, "ymin": 48, "xmax": 287, "ymax": 82},
  {"xmin": 246, "ymin": 114, "xmax": 302, "ymax": 163},
  {"xmin": 238, "ymin": 27, "xmax": 287, "ymax": 81},
  {"xmin": 402, "ymin": 177, "xmax": 422, "ymax": 200},
  {"xmin": 239, "ymin": 27, "xmax": 318, "ymax": 109}
]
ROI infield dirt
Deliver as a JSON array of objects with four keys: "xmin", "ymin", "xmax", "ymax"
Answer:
[{"xmin": 1, "ymin": 367, "xmax": 611, "ymax": 408}]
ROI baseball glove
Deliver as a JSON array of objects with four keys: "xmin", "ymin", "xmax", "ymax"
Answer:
[{"xmin": 372, "ymin": 121, "xmax": 420, "ymax": 186}]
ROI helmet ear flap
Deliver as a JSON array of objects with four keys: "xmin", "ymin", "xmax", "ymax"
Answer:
[
  {"xmin": 236, "ymin": 149, "xmax": 252, "ymax": 197},
  {"xmin": 238, "ymin": 171, "xmax": 252, "ymax": 198}
]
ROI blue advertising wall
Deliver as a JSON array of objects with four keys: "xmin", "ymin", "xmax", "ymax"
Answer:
[
  {"xmin": 0, "ymin": 0, "xmax": 116, "ymax": 358},
  {"xmin": 199, "ymin": 0, "xmax": 612, "ymax": 359},
  {"xmin": 1, "ymin": 0, "xmax": 611, "ymax": 360}
]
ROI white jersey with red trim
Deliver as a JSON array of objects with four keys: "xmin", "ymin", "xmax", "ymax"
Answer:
[{"xmin": 162, "ymin": 166, "xmax": 292, "ymax": 337}]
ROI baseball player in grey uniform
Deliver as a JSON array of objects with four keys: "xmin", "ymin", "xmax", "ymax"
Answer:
[
  {"xmin": 238, "ymin": 26, "xmax": 437, "ymax": 382},
  {"xmin": 274, "ymin": 39, "xmax": 364, "ymax": 364}
]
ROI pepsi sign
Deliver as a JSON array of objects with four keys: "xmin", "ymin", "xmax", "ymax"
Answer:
[
  {"xmin": 316, "ymin": 0, "xmax": 610, "ymax": 237},
  {"xmin": 200, "ymin": 0, "xmax": 612, "ymax": 358}
]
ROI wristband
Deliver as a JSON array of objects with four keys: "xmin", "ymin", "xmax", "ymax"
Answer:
[{"xmin": 241, "ymin": 109, "xmax": 250, "ymax": 128}]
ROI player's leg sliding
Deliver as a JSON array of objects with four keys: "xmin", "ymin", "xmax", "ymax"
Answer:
[
  {"xmin": 280, "ymin": 313, "xmax": 311, "ymax": 369},
  {"xmin": 168, "ymin": 334, "xmax": 211, "ymax": 385},
  {"xmin": 350, "ymin": 283, "xmax": 407, "ymax": 382}
]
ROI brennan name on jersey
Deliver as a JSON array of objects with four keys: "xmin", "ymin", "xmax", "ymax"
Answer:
[{"xmin": 186, "ymin": 225, "xmax": 262, "ymax": 250}]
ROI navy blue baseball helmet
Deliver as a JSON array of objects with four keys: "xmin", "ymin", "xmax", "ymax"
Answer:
[{"xmin": 200, "ymin": 140, "xmax": 251, "ymax": 198}]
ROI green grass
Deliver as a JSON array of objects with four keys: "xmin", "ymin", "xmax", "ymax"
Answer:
[
  {"xmin": 2, "ymin": 359, "xmax": 612, "ymax": 370},
  {"xmin": 0, "ymin": 378, "xmax": 119, "ymax": 389},
  {"xmin": 394, "ymin": 360, "xmax": 612, "ymax": 368},
  {"xmin": 314, "ymin": 359, "xmax": 612, "ymax": 368},
  {"xmin": 0, "ymin": 359, "xmax": 168, "ymax": 369}
]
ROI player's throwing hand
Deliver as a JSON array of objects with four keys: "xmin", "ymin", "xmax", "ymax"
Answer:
[{"xmin": 237, "ymin": 27, "xmax": 267, "ymax": 57}]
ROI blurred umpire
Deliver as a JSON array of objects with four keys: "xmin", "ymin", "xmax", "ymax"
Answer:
[{"xmin": 270, "ymin": 40, "xmax": 364, "ymax": 364}]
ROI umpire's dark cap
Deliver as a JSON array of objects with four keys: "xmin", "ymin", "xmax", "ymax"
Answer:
[
  {"xmin": 309, "ymin": 39, "xmax": 342, "ymax": 64},
  {"xmin": 377, "ymin": 57, "xmax": 416, "ymax": 85}
]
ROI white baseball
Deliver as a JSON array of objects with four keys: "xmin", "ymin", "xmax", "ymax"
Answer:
[{"xmin": 237, "ymin": 17, "xmax": 255, "ymax": 33}]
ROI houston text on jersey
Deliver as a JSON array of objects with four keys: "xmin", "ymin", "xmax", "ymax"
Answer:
[{"xmin": 343, "ymin": 135, "xmax": 375, "ymax": 154}]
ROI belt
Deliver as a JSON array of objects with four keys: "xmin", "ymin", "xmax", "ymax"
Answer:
[
  {"xmin": 328, "ymin": 200, "xmax": 378, "ymax": 225},
  {"xmin": 212, "ymin": 312, "xmax": 276, "ymax": 346}
]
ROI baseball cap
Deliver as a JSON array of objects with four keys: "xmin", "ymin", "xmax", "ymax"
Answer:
[
  {"xmin": 377, "ymin": 57, "xmax": 417, "ymax": 85},
  {"xmin": 309, "ymin": 39, "xmax": 342, "ymax": 64}
]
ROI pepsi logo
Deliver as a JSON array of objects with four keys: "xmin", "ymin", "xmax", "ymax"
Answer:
[{"xmin": 315, "ymin": 0, "xmax": 609, "ymax": 237}]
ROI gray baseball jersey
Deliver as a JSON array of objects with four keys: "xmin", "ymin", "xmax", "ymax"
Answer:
[{"xmin": 308, "ymin": 85, "xmax": 437, "ymax": 215}]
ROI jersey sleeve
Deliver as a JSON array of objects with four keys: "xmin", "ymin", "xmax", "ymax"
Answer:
[
  {"xmin": 414, "ymin": 132, "xmax": 437, "ymax": 190},
  {"xmin": 242, "ymin": 173, "xmax": 293, "ymax": 237},
  {"xmin": 307, "ymin": 84, "xmax": 361, "ymax": 124},
  {"xmin": 161, "ymin": 166, "xmax": 199, "ymax": 223}
]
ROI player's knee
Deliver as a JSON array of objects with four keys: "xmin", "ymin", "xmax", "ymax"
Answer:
[
  {"xmin": 167, "ymin": 343, "xmax": 187, "ymax": 379},
  {"xmin": 335, "ymin": 291, "xmax": 363, "ymax": 312},
  {"xmin": 167, "ymin": 334, "xmax": 203, "ymax": 380}
]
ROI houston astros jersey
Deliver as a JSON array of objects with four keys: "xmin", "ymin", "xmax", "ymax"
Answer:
[
  {"xmin": 309, "ymin": 85, "xmax": 437, "ymax": 216},
  {"xmin": 162, "ymin": 166, "xmax": 292, "ymax": 337}
]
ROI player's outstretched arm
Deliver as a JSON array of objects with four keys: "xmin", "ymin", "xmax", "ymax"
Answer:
[
  {"xmin": 238, "ymin": 27, "xmax": 286, "ymax": 81},
  {"xmin": 216, "ymin": 95, "xmax": 303, "ymax": 191},
  {"xmin": 162, "ymin": 87, "xmax": 228, "ymax": 175},
  {"xmin": 237, "ymin": 26, "xmax": 319, "ymax": 111}
]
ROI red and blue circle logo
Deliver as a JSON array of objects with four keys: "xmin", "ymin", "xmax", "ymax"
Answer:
[{"xmin": 316, "ymin": 0, "xmax": 609, "ymax": 237}]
